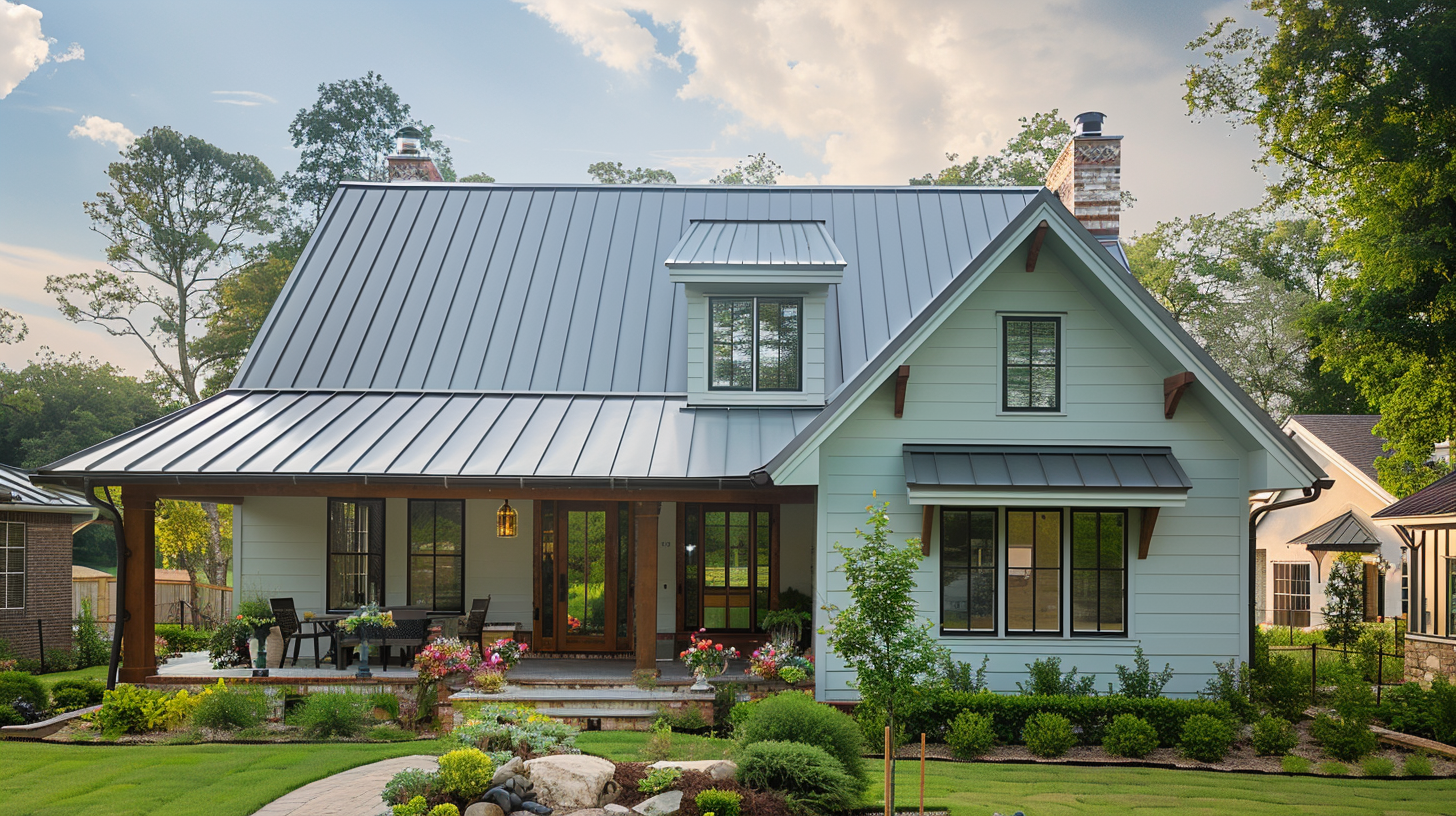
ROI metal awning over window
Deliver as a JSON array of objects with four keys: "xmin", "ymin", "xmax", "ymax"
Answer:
[
  {"xmin": 1288, "ymin": 511, "xmax": 1381, "ymax": 554},
  {"xmin": 902, "ymin": 444, "xmax": 1192, "ymax": 507}
]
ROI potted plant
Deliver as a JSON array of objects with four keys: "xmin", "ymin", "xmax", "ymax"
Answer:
[
  {"xmin": 338, "ymin": 603, "xmax": 396, "ymax": 679},
  {"xmin": 679, "ymin": 629, "xmax": 738, "ymax": 691},
  {"xmin": 235, "ymin": 598, "xmax": 277, "ymax": 673},
  {"xmin": 487, "ymin": 637, "xmax": 528, "ymax": 671}
]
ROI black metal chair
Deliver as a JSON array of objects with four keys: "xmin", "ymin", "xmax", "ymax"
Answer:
[
  {"xmin": 458, "ymin": 597, "xmax": 491, "ymax": 655},
  {"xmin": 270, "ymin": 597, "xmax": 330, "ymax": 668}
]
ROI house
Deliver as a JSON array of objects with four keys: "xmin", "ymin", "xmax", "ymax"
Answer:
[
  {"xmin": 0, "ymin": 462, "xmax": 95, "ymax": 660},
  {"xmin": 1253, "ymin": 415, "xmax": 1402, "ymax": 629},
  {"xmin": 1372, "ymin": 470, "xmax": 1456, "ymax": 683},
  {"xmin": 38, "ymin": 114, "xmax": 1327, "ymax": 697}
]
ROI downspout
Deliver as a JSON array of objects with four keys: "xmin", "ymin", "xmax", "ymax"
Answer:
[
  {"xmin": 1248, "ymin": 478, "xmax": 1334, "ymax": 662},
  {"xmin": 84, "ymin": 480, "xmax": 125, "ymax": 690}
]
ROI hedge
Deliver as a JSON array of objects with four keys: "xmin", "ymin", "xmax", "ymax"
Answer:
[{"xmin": 896, "ymin": 690, "xmax": 1231, "ymax": 748}]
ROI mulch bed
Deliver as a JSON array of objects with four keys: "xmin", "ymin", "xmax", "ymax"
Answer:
[{"xmin": 611, "ymin": 764, "xmax": 792, "ymax": 816}]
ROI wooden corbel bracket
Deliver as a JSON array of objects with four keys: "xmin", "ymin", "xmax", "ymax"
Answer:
[
  {"xmin": 1025, "ymin": 220, "xmax": 1050, "ymax": 273},
  {"xmin": 894, "ymin": 365, "xmax": 910, "ymax": 418},
  {"xmin": 1164, "ymin": 371, "xmax": 1196, "ymax": 419}
]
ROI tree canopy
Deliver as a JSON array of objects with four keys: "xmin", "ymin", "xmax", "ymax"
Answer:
[
  {"xmin": 912, "ymin": 111, "xmax": 1073, "ymax": 186},
  {"xmin": 587, "ymin": 161, "xmax": 676, "ymax": 184},
  {"xmin": 0, "ymin": 309, "xmax": 26, "ymax": 345},
  {"xmin": 710, "ymin": 153, "xmax": 783, "ymax": 185}
]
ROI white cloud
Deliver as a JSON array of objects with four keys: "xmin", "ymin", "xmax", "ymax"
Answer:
[
  {"xmin": 49, "ymin": 40, "xmax": 82, "ymax": 62},
  {"xmin": 69, "ymin": 115, "xmax": 135, "ymax": 149},
  {"xmin": 0, "ymin": 2, "xmax": 48, "ymax": 99},
  {"xmin": 212, "ymin": 90, "xmax": 276, "ymax": 106},
  {"xmin": 517, "ymin": 0, "xmax": 677, "ymax": 73}
]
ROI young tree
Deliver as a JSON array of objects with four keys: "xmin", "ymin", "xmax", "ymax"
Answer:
[
  {"xmin": 46, "ymin": 126, "xmax": 280, "ymax": 406},
  {"xmin": 709, "ymin": 153, "xmax": 783, "ymax": 185},
  {"xmin": 284, "ymin": 71, "xmax": 455, "ymax": 220},
  {"xmin": 822, "ymin": 497, "xmax": 948, "ymax": 808},
  {"xmin": 1322, "ymin": 552, "xmax": 1366, "ymax": 648},
  {"xmin": 587, "ymin": 161, "xmax": 676, "ymax": 184}
]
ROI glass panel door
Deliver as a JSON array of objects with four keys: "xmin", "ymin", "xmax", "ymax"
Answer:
[
  {"xmin": 702, "ymin": 510, "xmax": 754, "ymax": 631},
  {"xmin": 564, "ymin": 508, "xmax": 609, "ymax": 645},
  {"xmin": 539, "ymin": 502, "xmax": 631, "ymax": 652}
]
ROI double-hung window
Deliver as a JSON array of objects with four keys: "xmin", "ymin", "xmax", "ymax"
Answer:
[
  {"xmin": 1272, "ymin": 562, "xmax": 1311, "ymax": 627},
  {"xmin": 1002, "ymin": 316, "xmax": 1060, "ymax": 411},
  {"xmin": 408, "ymin": 500, "xmax": 465, "ymax": 613},
  {"xmin": 709, "ymin": 297, "xmax": 802, "ymax": 391},
  {"xmin": 0, "ymin": 522, "xmax": 23, "ymax": 610},
  {"xmin": 940, "ymin": 509, "xmax": 996, "ymax": 634},
  {"xmin": 328, "ymin": 499, "xmax": 385, "ymax": 611}
]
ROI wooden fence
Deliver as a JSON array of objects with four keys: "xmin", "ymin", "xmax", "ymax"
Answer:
[{"xmin": 72, "ymin": 566, "xmax": 232, "ymax": 630}]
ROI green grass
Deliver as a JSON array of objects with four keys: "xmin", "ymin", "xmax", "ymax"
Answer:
[
  {"xmin": 0, "ymin": 739, "xmax": 446, "ymax": 816},
  {"xmin": 581, "ymin": 732, "xmax": 1456, "ymax": 816},
  {"xmin": 35, "ymin": 664, "xmax": 109, "ymax": 689}
]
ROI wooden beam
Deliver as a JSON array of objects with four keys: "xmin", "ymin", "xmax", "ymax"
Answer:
[
  {"xmin": 1025, "ymin": 220, "xmax": 1050, "ymax": 273},
  {"xmin": 1163, "ymin": 371, "xmax": 1196, "ymax": 419},
  {"xmin": 633, "ymin": 501, "xmax": 661, "ymax": 673},
  {"xmin": 894, "ymin": 365, "xmax": 911, "ymax": 418},
  {"xmin": 1138, "ymin": 507, "xmax": 1159, "ymax": 560},
  {"xmin": 119, "ymin": 487, "xmax": 158, "ymax": 684},
  {"xmin": 921, "ymin": 505, "xmax": 934, "ymax": 556}
]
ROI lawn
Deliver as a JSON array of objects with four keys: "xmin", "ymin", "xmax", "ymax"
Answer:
[
  {"xmin": 578, "ymin": 732, "xmax": 1456, "ymax": 816},
  {"xmin": 34, "ymin": 664, "xmax": 109, "ymax": 689},
  {"xmin": 0, "ymin": 739, "xmax": 446, "ymax": 816}
]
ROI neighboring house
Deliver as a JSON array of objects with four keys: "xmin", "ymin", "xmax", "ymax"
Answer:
[
  {"xmin": 0, "ymin": 463, "xmax": 94, "ymax": 660},
  {"xmin": 39, "ymin": 115, "xmax": 1327, "ymax": 695},
  {"xmin": 1373, "ymin": 470, "xmax": 1456, "ymax": 683},
  {"xmin": 1253, "ymin": 415, "xmax": 1402, "ymax": 629}
]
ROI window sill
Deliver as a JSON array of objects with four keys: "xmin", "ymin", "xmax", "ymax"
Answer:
[{"xmin": 995, "ymin": 410, "xmax": 1067, "ymax": 418}]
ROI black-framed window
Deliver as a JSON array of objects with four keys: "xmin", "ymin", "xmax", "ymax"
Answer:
[
  {"xmin": 1, "ymin": 522, "xmax": 24, "ymax": 610},
  {"xmin": 1272, "ymin": 562, "xmax": 1310, "ymax": 628},
  {"xmin": 941, "ymin": 509, "xmax": 996, "ymax": 634},
  {"xmin": 1071, "ymin": 510, "xmax": 1126, "ymax": 634},
  {"xmin": 1447, "ymin": 557, "xmax": 1456, "ymax": 637},
  {"xmin": 1003, "ymin": 316, "xmax": 1060, "ymax": 411},
  {"xmin": 1007, "ymin": 509, "xmax": 1061, "ymax": 633},
  {"xmin": 408, "ymin": 500, "xmax": 464, "ymax": 613},
  {"xmin": 328, "ymin": 498, "xmax": 385, "ymax": 611},
  {"xmin": 709, "ymin": 297, "xmax": 802, "ymax": 391}
]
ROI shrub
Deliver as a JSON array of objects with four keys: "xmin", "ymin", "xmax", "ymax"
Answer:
[
  {"xmin": 645, "ymin": 718, "xmax": 673, "ymax": 762},
  {"xmin": 1022, "ymin": 712, "xmax": 1075, "ymax": 758},
  {"xmin": 93, "ymin": 684, "xmax": 200, "ymax": 734},
  {"xmin": 695, "ymin": 789, "xmax": 743, "ymax": 816},
  {"xmin": 1310, "ymin": 713, "xmax": 1377, "ymax": 761},
  {"xmin": 51, "ymin": 689, "xmax": 89, "ymax": 712},
  {"xmin": 933, "ymin": 654, "xmax": 990, "ymax": 693},
  {"xmin": 657, "ymin": 705, "xmax": 709, "ymax": 732},
  {"xmin": 946, "ymin": 711, "xmax": 995, "ymax": 758},
  {"xmin": 1101, "ymin": 714, "xmax": 1158, "ymax": 758},
  {"xmin": 393, "ymin": 796, "xmax": 429, "ymax": 816},
  {"xmin": 1281, "ymin": 754, "xmax": 1311, "ymax": 773},
  {"xmin": 736, "ymin": 691, "xmax": 866, "ymax": 787},
  {"xmin": 1251, "ymin": 652, "xmax": 1309, "ymax": 722},
  {"xmin": 1402, "ymin": 752, "xmax": 1433, "ymax": 777},
  {"xmin": 44, "ymin": 648, "xmax": 78, "ymax": 673},
  {"xmin": 1178, "ymin": 713, "xmax": 1233, "ymax": 762},
  {"xmin": 1320, "ymin": 760, "xmax": 1349, "ymax": 776},
  {"xmin": 854, "ymin": 702, "xmax": 907, "ymax": 750},
  {"xmin": 1360, "ymin": 756, "xmax": 1395, "ymax": 777},
  {"xmin": 369, "ymin": 691, "xmax": 401, "ymax": 719},
  {"xmin": 191, "ymin": 685, "xmax": 267, "ymax": 730},
  {"xmin": 1322, "ymin": 552, "xmax": 1365, "ymax": 647},
  {"xmin": 369, "ymin": 725, "xmax": 418, "ymax": 742},
  {"xmin": 1018, "ymin": 657, "xmax": 1096, "ymax": 697},
  {"xmin": 290, "ymin": 692, "xmax": 370, "ymax": 738},
  {"xmin": 1375, "ymin": 677, "xmax": 1456, "ymax": 744},
  {"xmin": 208, "ymin": 620, "xmax": 252, "ymax": 669},
  {"xmin": 1200, "ymin": 659, "xmax": 1257, "ymax": 723},
  {"xmin": 155, "ymin": 624, "xmax": 215, "ymax": 653},
  {"xmin": 73, "ymin": 598, "xmax": 109, "ymax": 668},
  {"xmin": 638, "ymin": 766, "xmax": 682, "ymax": 795},
  {"xmin": 1250, "ymin": 715, "xmax": 1298, "ymax": 756},
  {"xmin": 727, "ymin": 700, "xmax": 758, "ymax": 738},
  {"xmin": 427, "ymin": 806, "xmax": 459, "ymax": 816},
  {"xmin": 50, "ymin": 679, "xmax": 105, "ymax": 712},
  {"xmin": 381, "ymin": 768, "xmax": 442, "ymax": 806},
  {"xmin": 469, "ymin": 669, "xmax": 505, "ymax": 694},
  {"xmin": 735, "ymin": 740, "xmax": 861, "ymax": 814},
  {"xmin": 1110, "ymin": 647, "xmax": 1174, "ymax": 698},
  {"xmin": 0, "ymin": 671, "xmax": 47, "ymax": 711},
  {"xmin": 0, "ymin": 703, "xmax": 21, "ymax": 726},
  {"xmin": 436, "ymin": 748, "xmax": 494, "ymax": 799},
  {"xmin": 450, "ymin": 702, "xmax": 580, "ymax": 755}
]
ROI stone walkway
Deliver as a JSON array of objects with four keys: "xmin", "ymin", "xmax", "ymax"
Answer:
[{"xmin": 253, "ymin": 754, "xmax": 438, "ymax": 816}]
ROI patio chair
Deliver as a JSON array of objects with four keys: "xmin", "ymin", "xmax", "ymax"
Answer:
[
  {"xmin": 270, "ymin": 597, "xmax": 330, "ymax": 668},
  {"xmin": 458, "ymin": 597, "xmax": 491, "ymax": 654},
  {"xmin": 381, "ymin": 611, "xmax": 430, "ymax": 669}
]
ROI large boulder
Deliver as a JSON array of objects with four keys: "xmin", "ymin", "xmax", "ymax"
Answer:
[
  {"xmin": 465, "ymin": 805, "xmax": 505, "ymax": 816},
  {"xmin": 524, "ymin": 755, "xmax": 620, "ymax": 810},
  {"xmin": 646, "ymin": 760, "xmax": 736, "ymax": 781}
]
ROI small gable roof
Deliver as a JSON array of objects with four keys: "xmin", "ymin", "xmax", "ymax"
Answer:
[
  {"xmin": 1288, "ymin": 510, "xmax": 1382, "ymax": 551},
  {"xmin": 1287, "ymin": 415, "xmax": 1387, "ymax": 483}
]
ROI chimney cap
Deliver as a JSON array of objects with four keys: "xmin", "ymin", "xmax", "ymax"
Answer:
[
  {"xmin": 393, "ymin": 126, "xmax": 423, "ymax": 156},
  {"xmin": 395, "ymin": 125, "xmax": 424, "ymax": 139},
  {"xmin": 1073, "ymin": 111, "xmax": 1106, "ymax": 136}
]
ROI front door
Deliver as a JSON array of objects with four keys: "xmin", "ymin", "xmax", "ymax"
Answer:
[{"xmin": 534, "ymin": 501, "xmax": 633, "ymax": 653}]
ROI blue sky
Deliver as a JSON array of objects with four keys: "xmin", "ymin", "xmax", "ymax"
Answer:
[{"xmin": 1, "ymin": 0, "xmax": 1265, "ymax": 374}]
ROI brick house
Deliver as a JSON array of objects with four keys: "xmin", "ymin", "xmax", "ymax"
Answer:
[{"xmin": 0, "ymin": 463, "xmax": 95, "ymax": 660}]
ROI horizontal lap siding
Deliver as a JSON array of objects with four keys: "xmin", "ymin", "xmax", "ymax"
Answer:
[
  {"xmin": 237, "ymin": 497, "xmax": 328, "ymax": 612},
  {"xmin": 814, "ymin": 251, "xmax": 1248, "ymax": 699}
]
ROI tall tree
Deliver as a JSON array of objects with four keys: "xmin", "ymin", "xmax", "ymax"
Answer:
[
  {"xmin": 192, "ymin": 231, "xmax": 306, "ymax": 397},
  {"xmin": 459, "ymin": 172, "xmax": 496, "ymax": 183},
  {"xmin": 913, "ymin": 111, "xmax": 1074, "ymax": 186},
  {"xmin": 710, "ymin": 153, "xmax": 783, "ymax": 185},
  {"xmin": 284, "ymin": 71, "xmax": 455, "ymax": 220},
  {"xmin": 587, "ymin": 161, "xmax": 676, "ymax": 184},
  {"xmin": 46, "ymin": 126, "xmax": 280, "ymax": 405},
  {"xmin": 1185, "ymin": 0, "xmax": 1456, "ymax": 495},
  {"xmin": 0, "ymin": 352, "xmax": 165, "ymax": 468},
  {"xmin": 0, "ymin": 309, "xmax": 26, "ymax": 345}
]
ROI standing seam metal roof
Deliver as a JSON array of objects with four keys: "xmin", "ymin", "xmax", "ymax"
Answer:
[
  {"xmin": 665, "ymin": 220, "xmax": 847, "ymax": 269},
  {"xmin": 902, "ymin": 445, "xmax": 1192, "ymax": 490},
  {"xmin": 1287, "ymin": 511, "xmax": 1382, "ymax": 550},
  {"xmin": 0, "ymin": 462, "xmax": 90, "ymax": 507}
]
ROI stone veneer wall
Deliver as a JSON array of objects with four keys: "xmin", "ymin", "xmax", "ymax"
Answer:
[{"xmin": 1405, "ymin": 634, "xmax": 1456, "ymax": 684}]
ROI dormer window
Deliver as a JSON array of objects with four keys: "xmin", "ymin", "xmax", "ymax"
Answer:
[{"xmin": 710, "ymin": 297, "xmax": 802, "ymax": 392}]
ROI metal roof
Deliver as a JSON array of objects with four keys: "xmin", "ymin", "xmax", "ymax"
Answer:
[
  {"xmin": 1287, "ymin": 415, "xmax": 1387, "ymax": 483},
  {"xmin": 40, "ymin": 389, "xmax": 822, "ymax": 484},
  {"xmin": 1288, "ymin": 510, "xmax": 1382, "ymax": 552},
  {"xmin": 664, "ymin": 220, "xmax": 846, "ymax": 270},
  {"xmin": 234, "ymin": 184, "xmax": 1041, "ymax": 394},
  {"xmin": 0, "ymin": 462, "xmax": 90, "ymax": 508},
  {"xmin": 902, "ymin": 444, "xmax": 1192, "ymax": 490},
  {"xmin": 1373, "ymin": 469, "xmax": 1456, "ymax": 520}
]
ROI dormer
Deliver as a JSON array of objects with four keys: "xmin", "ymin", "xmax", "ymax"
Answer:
[{"xmin": 667, "ymin": 220, "xmax": 845, "ymax": 407}]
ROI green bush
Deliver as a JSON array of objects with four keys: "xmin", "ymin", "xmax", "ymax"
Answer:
[
  {"xmin": 737, "ymin": 692, "xmax": 866, "ymax": 787},
  {"xmin": 1401, "ymin": 753, "xmax": 1433, "ymax": 777},
  {"xmin": 1375, "ymin": 677, "xmax": 1456, "ymax": 744},
  {"xmin": 1018, "ymin": 657, "xmax": 1096, "ymax": 697},
  {"xmin": 427, "ymin": 805, "xmax": 458, "ymax": 816},
  {"xmin": 73, "ymin": 598, "xmax": 109, "ymax": 668},
  {"xmin": 0, "ymin": 671, "xmax": 47, "ymax": 711},
  {"xmin": 1281, "ymin": 754, "xmax": 1311, "ymax": 773},
  {"xmin": 93, "ymin": 684, "xmax": 198, "ymax": 734},
  {"xmin": 1320, "ymin": 760, "xmax": 1349, "ymax": 776},
  {"xmin": 393, "ymin": 796, "xmax": 429, "ymax": 816},
  {"xmin": 44, "ymin": 648, "xmax": 77, "ymax": 673},
  {"xmin": 289, "ymin": 692, "xmax": 370, "ymax": 738},
  {"xmin": 49, "ymin": 678, "xmax": 105, "ymax": 710},
  {"xmin": 368, "ymin": 725, "xmax": 418, "ymax": 742},
  {"xmin": 1360, "ymin": 756, "xmax": 1394, "ymax": 777},
  {"xmin": 1200, "ymin": 659, "xmax": 1257, "ymax": 723},
  {"xmin": 191, "ymin": 685, "xmax": 267, "ymax": 730},
  {"xmin": 51, "ymin": 688, "xmax": 94, "ymax": 713},
  {"xmin": 853, "ymin": 702, "xmax": 908, "ymax": 751},
  {"xmin": 0, "ymin": 703, "xmax": 21, "ymax": 726},
  {"xmin": 735, "ymin": 740, "xmax": 861, "ymax": 814},
  {"xmin": 436, "ymin": 748, "xmax": 494, "ymax": 800},
  {"xmin": 945, "ymin": 711, "xmax": 995, "ymax": 758},
  {"xmin": 1251, "ymin": 653, "xmax": 1309, "ymax": 722},
  {"xmin": 1110, "ymin": 647, "xmax": 1174, "ymax": 698},
  {"xmin": 1250, "ymin": 715, "xmax": 1298, "ymax": 756},
  {"xmin": 1022, "ymin": 712, "xmax": 1075, "ymax": 758},
  {"xmin": 694, "ymin": 789, "xmax": 743, "ymax": 816},
  {"xmin": 382, "ymin": 768, "xmax": 442, "ymax": 806},
  {"xmin": 1310, "ymin": 713, "xmax": 1377, "ymax": 761},
  {"xmin": 638, "ymin": 767, "xmax": 682, "ymax": 795},
  {"xmin": 1178, "ymin": 713, "xmax": 1233, "ymax": 762},
  {"xmin": 727, "ymin": 699, "xmax": 758, "ymax": 737},
  {"xmin": 369, "ymin": 691, "xmax": 401, "ymax": 720},
  {"xmin": 155, "ymin": 624, "xmax": 215, "ymax": 653},
  {"xmin": 1101, "ymin": 714, "xmax": 1158, "ymax": 758}
]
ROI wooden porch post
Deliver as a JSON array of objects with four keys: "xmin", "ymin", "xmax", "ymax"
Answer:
[
  {"xmin": 119, "ymin": 487, "xmax": 158, "ymax": 684},
  {"xmin": 634, "ymin": 501, "xmax": 661, "ymax": 673}
]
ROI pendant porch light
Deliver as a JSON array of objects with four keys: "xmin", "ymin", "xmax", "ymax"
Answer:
[{"xmin": 497, "ymin": 499, "xmax": 519, "ymax": 538}]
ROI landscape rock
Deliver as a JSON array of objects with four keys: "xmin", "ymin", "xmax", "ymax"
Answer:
[
  {"xmin": 559, "ymin": 810, "xmax": 608, "ymax": 816},
  {"xmin": 631, "ymin": 791, "xmax": 682, "ymax": 816},
  {"xmin": 492, "ymin": 756, "xmax": 526, "ymax": 787},
  {"xmin": 525, "ymin": 755, "xmax": 619, "ymax": 810},
  {"xmin": 604, "ymin": 806, "xmax": 630, "ymax": 814},
  {"xmin": 647, "ymin": 759, "xmax": 736, "ymax": 781},
  {"xmin": 465, "ymin": 804, "xmax": 505, "ymax": 816}
]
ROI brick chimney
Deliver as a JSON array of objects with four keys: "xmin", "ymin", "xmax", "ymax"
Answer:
[
  {"xmin": 1044, "ymin": 112, "xmax": 1121, "ymax": 238},
  {"xmin": 385, "ymin": 126, "xmax": 443, "ymax": 182}
]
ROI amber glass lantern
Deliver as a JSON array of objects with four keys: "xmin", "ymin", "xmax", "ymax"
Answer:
[{"xmin": 497, "ymin": 499, "xmax": 518, "ymax": 538}]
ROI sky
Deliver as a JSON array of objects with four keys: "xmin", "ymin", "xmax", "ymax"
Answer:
[{"xmin": 0, "ymin": 0, "xmax": 1268, "ymax": 376}]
